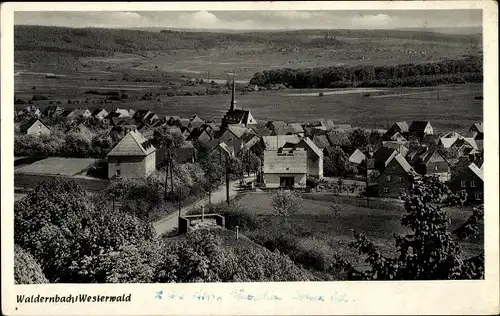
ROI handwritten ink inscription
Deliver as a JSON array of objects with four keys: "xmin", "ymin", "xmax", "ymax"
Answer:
[{"xmin": 155, "ymin": 289, "xmax": 350, "ymax": 303}]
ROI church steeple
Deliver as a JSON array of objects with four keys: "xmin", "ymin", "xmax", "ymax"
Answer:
[{"xmin": 230, "ymin": 78, "xmax": 236, "ymax": 111}]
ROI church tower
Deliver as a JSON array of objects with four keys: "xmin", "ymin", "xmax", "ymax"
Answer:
[{"xmin": 230, "ymin": 78, "xmax": 236, "ymax": 111}]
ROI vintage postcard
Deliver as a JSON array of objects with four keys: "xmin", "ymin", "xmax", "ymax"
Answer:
[{"xmin": 1, "ymin": 1, "xmax": 498, "ymax": 315}]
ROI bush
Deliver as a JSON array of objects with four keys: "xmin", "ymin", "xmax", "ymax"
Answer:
[
  {"xmin": 32, "ymin": 95, "xmax": 48, "ymax": 101},
  {"xmin": 14, "ymin": 245, "xmax": 49, "ymax": 284},
  {"xmin": 318, "ymin": 92, "xmax": 324, "ymax": 97},
  {"xmin": 86, "ymin": 159, "xmax": 108, "ymax": 179}
]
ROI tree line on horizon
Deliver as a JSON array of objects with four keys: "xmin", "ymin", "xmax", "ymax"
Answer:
[{"xmin": 249, "ymin": 55, "xmax": 483, "ymax": 88}]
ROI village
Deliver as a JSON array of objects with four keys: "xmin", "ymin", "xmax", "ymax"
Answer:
[{"xmin": 15, "ymin": 79, "xmax": 484, "ymax": 207}]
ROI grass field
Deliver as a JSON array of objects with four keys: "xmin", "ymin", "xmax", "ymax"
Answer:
[
  {"xmin": 14, "ymin": 157, "xmax": 97, "ymax": 176},
  {"xmin": 15, "ymin": 76, "xmax": 482, "ymax": 132},
  {"xmin": 237, "ymin": 192, "xmax": 483, "ymax": 274}
]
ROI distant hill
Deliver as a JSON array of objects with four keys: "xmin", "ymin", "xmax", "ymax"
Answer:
[{"xmin": 396, "ymin": 26, "xmax": 482, "ymax": 35}]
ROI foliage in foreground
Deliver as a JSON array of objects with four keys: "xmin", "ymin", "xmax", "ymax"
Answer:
[
  {"xmin": 331, "ymin": 175, "xmax": 484, "ymax": 280},
  {"xmin": 14, "ymin": 245, "xmax": 49, "ymax": 284},
  {"xmin": 14, "ymin": 177, "xmax": 310, "ymax": 283}
]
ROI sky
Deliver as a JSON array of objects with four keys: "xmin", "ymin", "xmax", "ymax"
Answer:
[{"xmin": 15, "ymin": 10, "xmax": 482, "ymax": 30}]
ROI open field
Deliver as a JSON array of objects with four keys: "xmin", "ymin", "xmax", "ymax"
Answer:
[
  {"xmin": 15, "ymin": 77, "xmax": 482, "ymax": 132},
  {"xmin": 14, "ymin": 157, "xmax": 96, "ymax": 176},
  {"xmin": 237, "ymin": 192, "xmax": 483, "ymax": 272}
]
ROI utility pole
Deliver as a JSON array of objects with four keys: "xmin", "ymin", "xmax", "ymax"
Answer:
[
  {"xmin": 170, "ymin": 150, "xmax": 174, "ymax": 207},
  {"xmin": 226, "ymin": 154, "xmax": 230, "ymax": 205},
  {"xmin": 178, "ymin": 186, "xmax": 182, "ymax": 219},
  {"xmin": 163, "ymin": 151, "xmax": 169, "ymax": 200}
]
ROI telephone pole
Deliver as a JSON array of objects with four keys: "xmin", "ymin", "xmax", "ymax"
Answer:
[
  {"xmin": 226, "ymin": 154, "xmax": 230, "ymax": 205},
  {"xmin": 170, "ymin": 150, "xmax": 174, "ymax": 207}
]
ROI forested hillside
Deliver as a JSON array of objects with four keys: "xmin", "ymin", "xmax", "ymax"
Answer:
[{"xmin": 15, "ymin": 25, "xmax": 481, "ymax": 59}]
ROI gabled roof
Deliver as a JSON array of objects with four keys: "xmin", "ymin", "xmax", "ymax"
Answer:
[
  {"xmin": 394, "ymin": 121, "xmax": 409, "ymax": 132},
  {"xmin": 223, "ymin": 109, "xmax": 252, "ymax": 125},
  {"xmin": 409, "ymin": 120, "xmax": 431, "ymax": 132},
  {"xmin": 107, "ymin": 130, "xmax": 156, "ymax": 157},
  {"xmin": 393, "ymin": 154, "xmax": 417, "ymax": 175},
  {"xmin": 262, "ymin": 135, "xmax": 301, "ymax": 150},
  {"xmin": 299, "ymin": 137, "xmax": 323, "ymax": 158},
  {"xmin": 61, "ymin": 109, "xmax": 75, "ymax": 117},
  {"xmin": 468, "ymin": 163, "xmax": 484, "ymax": 181},
  {"xmin": 242, "ymin": 135, "xmax": 261, "ymax": 151},
  {"xmin": 349, "ymin": 148, "xmax": 366, "ymax": 164},
  {"xmin": 470, "ymin": 123, "xmax": 483, "ymax": 134},
  {"xmin": 373, "ymin": 147, "xmax": 398, "ymax": 170},
  {"xmin": 190, "ymin": 115, "xmax": 204, "ymax": 123},
  {"xmin": 289, "ymin": 123, "xmax": 304, "ymax": 134},
  {"xmin": 320, "ymin": 120, "xmax": 336, "ymax": 131},
  {"xmin": 217, "ymin": 142, "xmax": 235, "ymax": 157},
  {"xmin": 91, "ymin": 108, "xmax": 108, "ymax": 116},
  {"xmin": 179, "ymin": 118, "xmax": 191, "ymax": 128},
  {"xmin": 312, "ymin": 134, "xmax": 330, "ymax": 149},
  {"xmin": 227, "ymin": 125, "xmax": 250, "ymax": 139},
  {"xmin": 20, "ymin": 118, "xmax": 48, "ymax": 133},
  {"xmin": 74, "ymin": 108, "xmax": 90, "ymax": 116}
]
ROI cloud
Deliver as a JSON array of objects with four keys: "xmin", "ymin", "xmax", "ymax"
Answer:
[
  {"xmin": 14, "ymin": 10, "xmax": 482, "ymax": 30},
  {"xmin": 349, "ymin": 14, "xmax": 396, "ymax": 28}
]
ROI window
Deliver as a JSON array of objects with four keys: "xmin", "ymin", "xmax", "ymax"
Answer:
[
  {"xmin": 475, "ymin": 192, "xmax": 483, "ymax": 200},
  {"xmin": 116, "ymin": 169, "xmax": 121, "ymax": 177},
  {"xmin": 116, "ymin": 159, "xmax": 121, "ymax": 166},
  {"xmin": 470, "ymin": 181, "xmax": 476, "ymax": 187},
  {"xmin": 383, "ymin": 187, "xmax": 389, "ymax": 193},
  {"xmin": 386, "ymin": 175, "xmax": 392, "ymax": 182},
  {"xmin": 461, "ymin": 180, "xmax": 466, "ymax": 188},
  {"xmin": 398, "ymin": 176, "xmax": 404, "ymax": 182}
]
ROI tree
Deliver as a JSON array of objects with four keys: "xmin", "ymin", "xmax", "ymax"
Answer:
[
  {"xmin": 331, "ymin": 175, "xmax": 484, "ymax": 280},
  {"xmin": 14, "ymin": 177, "xmax": 155, "ymax": 283},
  {"xmin": 324, "ymin": 147, "xmax": 349, "ymax": 177},
  {"xmin": 199, "ymin": 151, "xmax": 225, "ymax": 205},
  {"xmin": 14, "ymin": 245, "xmax": 49, "ymax": 284},
  {"xmin": 270, "ymin": 190, "xmax": 302, "ymax": 217},
  {"xmin": 348, "ymin": 129, "xmax": 368, "ymax": 150}
]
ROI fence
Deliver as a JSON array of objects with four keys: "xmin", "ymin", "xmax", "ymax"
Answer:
[{"xmin": 301, "ymin": 192, "xmax": 405, "ymax": 212}]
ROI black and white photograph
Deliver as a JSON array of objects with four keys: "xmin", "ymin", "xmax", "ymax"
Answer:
[{"xmin": 2, "ymin": 1, "xmax": 498, "ymax": 315}]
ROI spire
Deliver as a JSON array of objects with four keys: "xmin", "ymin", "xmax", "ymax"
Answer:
[{"xmin": 230, "ymin": 77, "xmax": 236, "ymax": 111}]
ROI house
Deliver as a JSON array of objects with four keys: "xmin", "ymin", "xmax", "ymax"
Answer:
[
  {"xmin": 107, "ymin": 108, "xmax": 130, "ymax": 119},
  {"xmin": 187, "ymin": 125, "xmax": 214, "ymax": 144},
  {"xmin": 382, "ymin": 131, "xmax": 407, "ymax": 143},
  {"xmin": 262, "ymin": 135, "xmax": 323, "ymax": 180},
  {"xmin": 469, "ymin": 123, "xmax": 483, "ymax": 140},
  {"xmin": 109, "ymin": 117, "xmax": 136, "ymax": 127},
  {"xmin": 409, "ymin": 121, "xmax": 433, "ymax": 141},
  {"xmin": 18, "ymin": 105, "xmax": 41, "ymax": 117},
  {"xmin": 370, "ymin": 153, "xmax": 418, "ymax": 198},
  {"xmin": 406, "ymin": 147, "xmax": 450, "ymax": 182},
  {"xmin": 348, "ymin": 148, "xmax": 366, "ymax": 171},
  {"xmin": 263, "ymin": 144, "xmax": 308, "ymax": 189},
  {"xmin": 19, "ymin": 118, "xmax": 50, "ymax": 136},
  {"xmin": 289, "ymin": 123, "xmax": 305, "ymax": 137},
  {"xmin": 42, "ymin": 105, "xmax": 63, "ymax": 118},
  {"xmin": 156, "ymin": 146, "xmax": 196, "ymax": 167},
  {"xmin": 221, "ymin": 79, "xmax": 257, "ymax": 127},
  {"xmin": 107, "ymin": 130, "xmax": 156, "ymax": 179},
  {"xmin": 216, "ymin": 125, "xmax": 255, "ymax": 156},
  {"xmin": 382, "ymin": 141, "xmax": 409, "ymax": 157},
  {"xmin": 448, "ymin": 163, "xmax": 484, "ymax": 204},
  {"xmin": 311, "ymin": 134, "xmax": 330, "ymax": 150},
  {"xmin": 190, "ymin": 115, "xmax": 205, "ymax": 128},
  {"xmin": 65, "ymin": 123, "xmax": 93, "ymax": 138},
  {"xmin": 62, "ymin": 108, "xmax": 91, "ymax": 120},
  {"xmin": 383, "ymin": 121, "xmax": 409, "ymax": 140},
  {"xmin": 91, "ymin": 108, "xmax": 108, "ymax": 120},
  {"xmin": 133, "ymin": 110, "xmax": 159, "ymax": 124}
]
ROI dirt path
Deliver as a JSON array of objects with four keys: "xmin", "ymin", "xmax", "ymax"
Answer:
[
  {"xmin": 370, "ymin": 89, "xmax": 451, "ymax": 98},
  {"xmin": 152, "ymin": 174, "xmax": 255, "ymax": 236}
]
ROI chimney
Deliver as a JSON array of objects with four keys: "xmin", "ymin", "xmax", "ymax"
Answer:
[{"xmin": 230, "ymin": 78, "xmax": 236, "ymax": 111}]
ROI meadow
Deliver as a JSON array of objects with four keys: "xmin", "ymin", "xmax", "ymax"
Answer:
[
  {"xmin": 15, "ymin": 68, "xmax": 483, "ymax": 132},
  {"xmin": 236, "ymin": 192, "xmax": 483, "ymax": 275},
  {"xmin": 14, "ymin": 26, "xmax": 483, "ymax": 132}
]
